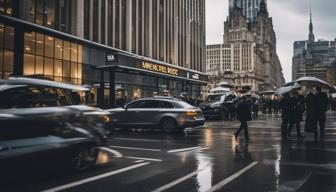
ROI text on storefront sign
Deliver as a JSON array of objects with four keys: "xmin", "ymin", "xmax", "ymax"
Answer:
[{"xmin": 141, "ymin": 62, "xmax": 179, "ymax": 76}]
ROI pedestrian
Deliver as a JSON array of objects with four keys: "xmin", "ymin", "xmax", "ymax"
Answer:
[
  {"xmin": 267, "ymin": 98, "xmax": 273, "ymax": 114},
  {"xmin": 252, "ymin": 99, "xmax": 259, "ymax": 119},
  {"xmin": 234, "ymin": 96, "xmax": 252, "ymax": 143},
  {"xmin": 280, "ymin": 93, "xmax": 292, "ymax": 139},
  {"xmin": 305, "ymin": 91, "xmax": 317, "ymax": 136},
  {"xmin": 273, "ymin": 97, "xmax": 280, "ymax": 117},
  {"xmin": 288, "ymin": 91, "xmax": 304, "ymax": 138},
  {"xmin": 314, "ymin": 87, "xmax": 328, "ymax": 139}
]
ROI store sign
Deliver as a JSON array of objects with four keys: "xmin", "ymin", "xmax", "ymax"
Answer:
[
  {"xmin": 141, "ymin": 62, "xmax": 179, "ymax": 76},
  {"xmin": 106, "ymin": 53, "xmax": 118, "ymax": 62},
  {"xmin": 192, "ymin": 74, "xmax": 199, "ymax": 80}
]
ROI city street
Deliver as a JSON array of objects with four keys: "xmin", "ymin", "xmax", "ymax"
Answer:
[{"xmin": 1, "ymin": 113, "xmax": 336, "ymax": 192}]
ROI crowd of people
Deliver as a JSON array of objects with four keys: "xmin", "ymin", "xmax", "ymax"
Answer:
[
  {"xmin": 280, "ymin": 87, "xmax": 329, "ymax": 140},
  {"xmin": 234, "ymin": 87, "xmax": 332, "ymax": 143}
]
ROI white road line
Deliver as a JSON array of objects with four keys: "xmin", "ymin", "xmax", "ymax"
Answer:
[
  {"xmin": 109, "ymin": 145, "xmax": 162, "ymax": 152},
  {"xmin": 42, "ymin": 162, "xmax": 150, "ymax": 192},
  {"xmin": 125, "ymin": 156, "xmax": 163, "ymax": 162},
  {"xmin": 98, "ymin": 147, "xmax": 123, "ymax": 158},
  {"xmin": 134, "ymin": 160, "xmax": 145, "ymax": 163},
  {"xmin": 205, "ymin": 161, "xmax": 258, "ymax": 192},
  {"xmin": 151, "ymin": 165, "xmax": 211, "ymax": 192},
  {"xmin": 167, "ymin": 147, "xmax": 206, "ymax": 153},
  {"xmin": 114, "ymin": 137, "xmax": 164, "ymax": 142}
]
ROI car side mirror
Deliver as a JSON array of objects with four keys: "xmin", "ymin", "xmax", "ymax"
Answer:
[{"xmin": 123, "ymin": 105, "xmax": 128, "ymax": 111}]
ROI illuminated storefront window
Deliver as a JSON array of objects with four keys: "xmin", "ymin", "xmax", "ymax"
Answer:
[
  {"xmin": 0, "ymin": 0, "xmax": 13, "ymax": 16},
  {"xmin": 23, "ymin": 31, "xmax": 83, "ymax": 85},
  {"xmin": 0, "ymin": 23, "xmax": 14, "ymax": 79}
]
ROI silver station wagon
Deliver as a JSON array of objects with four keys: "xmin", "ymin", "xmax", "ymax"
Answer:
[{"xmin": 107, "ymin": 97, "xmax": 205, "ymax": 133}]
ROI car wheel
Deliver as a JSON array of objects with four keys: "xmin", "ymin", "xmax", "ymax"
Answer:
[
  {"xmin": 72, "ymin": 147, "xmax": 98, "ymax": 171},
  {"xmin": 161, "ymin": 117, "xmax": 177, "ymax": 134}
]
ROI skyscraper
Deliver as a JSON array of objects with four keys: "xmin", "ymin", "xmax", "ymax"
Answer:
[
  {"xmin": 229, "ymin": 0, "xmax": 267, "ymax": 22},
  {"xmin": 308, "ymin": 7, "xmax": 315, "ymax": 43},
  {"xmin": 292, "ymin": 8, "xmax": 336, "ymax": 84},
  {"xmin": 0, "ymin": 0, "xmax": 207, "ymax": 106}
]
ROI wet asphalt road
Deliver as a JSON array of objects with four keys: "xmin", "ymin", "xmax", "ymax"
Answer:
[{"xmin": 2, "ymin": 112, "xmax": 336, "ymax": 192}]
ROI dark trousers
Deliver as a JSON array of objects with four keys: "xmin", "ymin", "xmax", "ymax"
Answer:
[
  {"xmin": 315, "ymin": 120, "xmax": 325, "ymax": 139},
  {"xmin": 281, "ymin": 117, "xmax": 289, "ymax": 138},
  {"xmin": 236, "ymin": 121, "xmax": 249, "ymax": 140},
  {"xmin": 288, "ymin": 120, "xmax": 302, "ymax": 137}
]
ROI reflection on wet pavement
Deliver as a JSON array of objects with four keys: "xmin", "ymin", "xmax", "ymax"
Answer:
[{"xmin": 2, "ymin": 112, "xmax": 336, "ymax": 192}]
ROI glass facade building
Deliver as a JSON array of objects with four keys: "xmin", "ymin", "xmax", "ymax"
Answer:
[{"xmin": 0, "ymin": 0, "xmax": 207, "ymax": 107}]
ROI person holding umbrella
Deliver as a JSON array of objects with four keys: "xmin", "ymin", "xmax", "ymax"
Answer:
[
  {"xmin": 280, "ymin": 93, "xmax": 293, "ymax": 139},
  {"xmin": 314, "ymin": 87, "xmax": 329, "ymax": 139},
  {"xmin": 304, "ymin": 90, "xmax": 317, "ymax": 136},
  {"xmin": 288, "ymin": 91, "xmax": 305, "ymax": 138}
]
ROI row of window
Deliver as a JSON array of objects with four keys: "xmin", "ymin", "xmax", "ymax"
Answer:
[
  {"xmin": 0, "ymin": 23, "xmax": 14, "ymax": 79},
  {"xmin": 0, "ymin": 0, "xmax": 13, "ymax": 16},
  {"xmin": 24, "ymin": 32, "xmax": 83, "ymax": 63}
]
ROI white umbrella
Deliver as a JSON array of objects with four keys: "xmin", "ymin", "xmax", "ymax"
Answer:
[
  {"xmin": 295, "ymin": 77, "xmax": 334, "ymax": 91},
  {"xmin": 210, "ymin": 87, "xmax": 230, "ymax": 94},
  {"xmin": 259, "ymin": 90, "xmax": 276, "ymax": 95},
  {"xmin": 276, "ymin": 82, "xmax": 301, "ymax": 95},
  {"xmin": 216, "ymin": 82, "xmax": 239, "ymax": 88}
]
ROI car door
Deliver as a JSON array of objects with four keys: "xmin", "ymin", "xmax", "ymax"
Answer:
[
  {"xmin": 117, "ymin": 100, "xmax": 146, "ymax": 127},
  {"xmin": 136, "ymin": 100, "xmax": 161, "ymax": 126}
]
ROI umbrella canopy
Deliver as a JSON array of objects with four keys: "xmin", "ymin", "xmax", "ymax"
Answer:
[
  {"xmin": 295, "ymin": 77, "xmax": 335, "ymax": 91},
  {"xmin": 216, "ymin": 82, "xmax": 239, "ymax": 88},
  {"xmin": 210, "ymin": 87, "xmax": 231, "ymax": 94},
  {"xmin": 259, "ymin": 90, "xmax": 276, "ymax": 95},
  {"xmin": 276, "ymin": 82, "xmax": 301, "ymax": 95}
]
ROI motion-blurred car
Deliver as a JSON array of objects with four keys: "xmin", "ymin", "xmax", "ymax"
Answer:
[
  {"xmin": 107, "ymin": 97, "xmax": 205, "ymax": 133},
  {"xmin": 0, "ymin": 107, "xmax": 100, "ymax": 176},
  {"xmin": 0, "ymin": 77, "xmax": 113, "ymax": 132},
  {"xmin": 199, "ymin": 92, "xmax": 238, "ymax": 120}
]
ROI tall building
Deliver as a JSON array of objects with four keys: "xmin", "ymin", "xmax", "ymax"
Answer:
[
  {"xmin": 207, "ymin": 0, "xmax": 285, "ymax": 92},
  {"xmin": 0, "ymin": 0, "xmax": 207, "ymax": 107},
  {"xmin": 206, "ymin": 44, "xmax": 224, "ymax": 78},
  {"xmin": 292, "ymin": 9, "xmax": 336, "ymax": 85},
  {"xmin": 229, "ymin": 0, "xmax": 266, "ymax": 22}
]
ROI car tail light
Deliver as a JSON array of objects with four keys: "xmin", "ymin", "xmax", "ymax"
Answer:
[{"xmin": 186, "ymin": 111, "xmax": 197, "ymax": 117}]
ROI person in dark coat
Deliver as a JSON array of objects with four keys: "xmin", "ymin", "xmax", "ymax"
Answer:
[
  {"xmin": 234, "ymin": 96, "xmax": 252, "ymax": 142},
  {"xmin": 314, "ymin": 87, "xmax": 328, "ymax": 139},
  {"xmin": 252, "ymin": 99, "xmax": 259, "ymax": 119},
  {"xmin": 288, "ymin": 91, "xmax": 305, "ymax": 138},
  {"xmin": 305, "ymin": 91, "xmax": 317, "ymax": 135},
  {"xmin": 280, "ymin": 93, "xmax": 293, "ymax": 139}
]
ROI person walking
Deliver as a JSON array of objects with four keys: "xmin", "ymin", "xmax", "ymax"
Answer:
[
  {"xmin": 314, "ymin": 87, "xmax": 328, "ymax": 139},
  {"xmin": 234, "ymin": 96, "xmax": 252, "ymax": 143},
  {"xmin": 280, "ymin": 93, "xmax": 293, "ymax": 139},
  {"xmin": 288, "ymin": 91, "xmax": 305, "ymax": 138}
]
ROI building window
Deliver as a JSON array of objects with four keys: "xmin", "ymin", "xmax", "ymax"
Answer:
[
  {"xmin": 0, "ymin": 0, "xmax": 13, "ymax": 16},
  {"xmin": 0, "ymin": 23, "xmax": 14, "ymax": 79},
  {"xmin": 23, "ymin": 31, "xmax": 83, "ymax": 85}
]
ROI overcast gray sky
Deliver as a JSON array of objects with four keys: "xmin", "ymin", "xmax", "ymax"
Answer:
[{"xmin": 206, "ymin": 0, "xmax": 336, "ymax": 83}]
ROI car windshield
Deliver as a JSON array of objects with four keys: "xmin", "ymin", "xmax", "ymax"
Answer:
[{"xmin": 205, "ymin": 95, "xmax": 224, "ymax": 102}]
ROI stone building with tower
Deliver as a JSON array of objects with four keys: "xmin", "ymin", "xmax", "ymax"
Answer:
[{"xmin": 206, "ymin": 0, "xmax": 285, "ymax": 92}]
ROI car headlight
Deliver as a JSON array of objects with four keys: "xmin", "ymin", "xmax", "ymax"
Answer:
[
  {"xmin": 103, "ymin": 115, "xmax": 112, "ymax": 123},
  {"xmin": 210, "ymin": 103, "xmax": 221, "ymax": 108}
]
